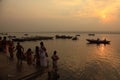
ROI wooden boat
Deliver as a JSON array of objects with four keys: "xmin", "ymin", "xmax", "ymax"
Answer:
[
  {"xmin": 88, "ymin": 33, "xmax": 95, "ymax": 36},
  {"xmin": 55, "ymin": 35, "xmax": 73, "ymax": 39},
  {"xmin": 72, "ymin": 36, "xmax": 78, "ymax": 40},
  {"xmin": 24, "ymin": 34, "xmax": 28, "ymax": 36},
  {"xmin": 76, "ymin": 34, "xmax": 80, "ymax": 36},
  {"xmin": 86, "ymin": 39, "xmax": 110, "ymax": 44},
  {"xmin": 0, "ymin": 33, "xmax": 8, "ymax": 35},
  {"xmin": 8, "ymin": 35, "xmax": 16, "ymax": 39},
  {"xmin": 12, "ymin": 36, "xmax": 53, "ymax": 42}
]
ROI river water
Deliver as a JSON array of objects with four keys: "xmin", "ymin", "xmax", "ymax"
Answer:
[{"xmin": 1, "ymin": 32, "xmax": 120, "ymax": 80}]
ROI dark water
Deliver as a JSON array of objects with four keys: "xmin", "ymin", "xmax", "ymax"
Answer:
[{"xmin": 2, "ymin": 32, "xmax": 120, "ymax": 80}]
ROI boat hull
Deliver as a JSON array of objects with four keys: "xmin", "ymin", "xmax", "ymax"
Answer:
[{"xmin": 86, "ymin": 39, "xmax": 110, "ymax": 44}]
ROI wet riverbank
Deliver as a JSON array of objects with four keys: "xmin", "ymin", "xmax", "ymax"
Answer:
[{"xmin": 0, "ymin": 52, "xmax": 50, "ymax": 80}]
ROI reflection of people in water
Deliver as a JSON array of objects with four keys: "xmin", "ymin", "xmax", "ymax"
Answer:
[
  {"xmin": 52, "ymin": 69, "xmax": 60, "ymax": 80},
  {"xmin": 16, "ymin": 62, "xmax": 23, "ymax": 72},
  {"xmin": 48, "ymin": 69, "xmax": 60, "ymax": 80}
]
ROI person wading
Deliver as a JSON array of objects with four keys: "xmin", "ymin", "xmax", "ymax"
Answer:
[{"xmin": 15, "ymin": 42, "xmax": 24, "ymax": 64}]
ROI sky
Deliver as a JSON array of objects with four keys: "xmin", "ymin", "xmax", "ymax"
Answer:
[{"xmin": 0, "ymin": 0, "xmax": 120, "ymax": 32}]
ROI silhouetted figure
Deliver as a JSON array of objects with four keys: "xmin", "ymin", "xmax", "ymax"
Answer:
[
  {"xmin": 15, "ymin": 42, "xmax": 24, "ymax": 64},
  {"xmin": 0, "ymin": 37, "xmax": 2, "ymax": 51},
  {"xmin": 1, "ymin": 36, "xmax": 7, "ymax": 53},
  {"xmin": 8, "ymin": 40, "xmax": 14, "ymax": 59},
  {"xmin": 40, "ymin": 41, "xmax": 48, "ymax": 57},
  {"xmin": 34, "ymin": 46, "xmax": 40, "ymax": 66},
  {"xmin": 25, "ymin": 48, "xmax": 33, "ymax": 65},
  {"xmin": 39, "ymin": 41, "xmax": 48, "ymax": 67},
  {"xmin": 51, "ymin": 51, "xmax": 59, "ymax": 69}
]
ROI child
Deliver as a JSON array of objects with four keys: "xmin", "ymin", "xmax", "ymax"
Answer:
[
  {"xmin": 8, "ymin": 41, "xmax": 14, "ymax": 59},
  {"xmin": 51, "ymin": 50, "xmax": 59, "ymax": 69},
  {"xmin": 25, "ymin": 48, "xmax": 33, "ymax": 65}
]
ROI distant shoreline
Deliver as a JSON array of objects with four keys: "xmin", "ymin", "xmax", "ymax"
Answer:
[{"xmin": 0, "ymin": 31, "xmax": 120, "ymax": 34}]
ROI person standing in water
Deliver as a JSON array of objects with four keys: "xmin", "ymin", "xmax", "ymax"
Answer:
[
  {"xmin": 25, "ymin": 48, "xmax": 33, "ymax": 65},
  {"xmin": 0, "ymin": 37, "xmax": 2, "ymax": 52},
  {"xmin": 39, "ymin": 41, "xmax": 48, "ymax": 67},
  {"xmin": 15, "ymin": 42, "xmax": 24, "ymax": 64},
  {"xmin": 8, "ymin": 40, "xmax": 14, "ymax": 59},
  {"xmin": 1, "ymin": 36, "xmax": 8, "ymax": 53},
  {"xmin": 33, "ymin": 46, "xmax": 40, "ymax": 66},
  {"xmin": 51, "ymin": 50, "xmax": 59, "ymax": 69}
]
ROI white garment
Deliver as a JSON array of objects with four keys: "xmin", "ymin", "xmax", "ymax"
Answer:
[{"xmin": 40, "ymin": 49, "xmax": 47, "ymax": 67}]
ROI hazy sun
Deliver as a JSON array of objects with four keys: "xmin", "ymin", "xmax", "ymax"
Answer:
[
  {"xmin": 99, "ymin": 12, "xmax": 112, "ymax": 23},
  {"xmin": 98, "ymin": 10, "xmax": 116, "ymax": 23},
  {"xmin": 101, "ymin": 14, "xmax": 108, "ymax": 22},
  {"xmin": 102, "ymin": 14, "xmax": 107, "ymax": 19}
]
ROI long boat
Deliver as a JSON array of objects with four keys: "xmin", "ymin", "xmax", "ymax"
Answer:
[
  {"xmin": 72, "ymin": 36, "xmax": 78, "ymax": 40},
  {"xmin": 88, "ymin": 33, "xmax": 95, "ymax": 36},
  {"xmin": 86, "ymin": 39, "xmax": 110, "ymax": 44},
  {"xmin": 55, "ymin": 35, "xmax": 73, "ymax": 39},
  {"xmin": 12, "ymin": 36, "xmax": 53, "ymax": 42}
]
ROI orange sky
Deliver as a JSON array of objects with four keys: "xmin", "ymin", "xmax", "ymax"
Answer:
[{"xmin": 0, "ymin": 0, "xmax": 120, "ymax": 32}]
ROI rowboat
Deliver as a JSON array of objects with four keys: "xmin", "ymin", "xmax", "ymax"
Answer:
[{"xmin": 86, "ymin": 39, "xmax": 110, "ymax": 44}]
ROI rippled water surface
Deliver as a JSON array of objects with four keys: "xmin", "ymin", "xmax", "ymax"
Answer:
[{"xmin": 4, "ymin": 32, "xmax": 120, "ymax": 80}]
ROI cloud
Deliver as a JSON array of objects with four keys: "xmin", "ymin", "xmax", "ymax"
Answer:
[
  {"xmin": 52, "ymin": 0, "xmax": 81, "ymax": 6},
  {"xmin": 1, "ymin": 0, "xmax": 120, "ymax": 24},
  {"xmin": 68, "ymin": 0, "xmax": 120, "ymax": 21}
]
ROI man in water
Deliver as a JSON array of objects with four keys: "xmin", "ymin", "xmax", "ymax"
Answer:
[{"xmin": 15, "ymin": 42, "xmax": 24, "ymax": 64}]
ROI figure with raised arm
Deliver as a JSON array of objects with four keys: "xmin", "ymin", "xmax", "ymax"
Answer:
[{"xmin": 15, "ymin": 42, "xmax": 24, "ymax": 64}]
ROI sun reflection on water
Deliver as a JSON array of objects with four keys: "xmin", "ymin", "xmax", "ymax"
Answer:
[{"xmin": 96, "ymin": 45, "xmax": 107, "ymax": 58}]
